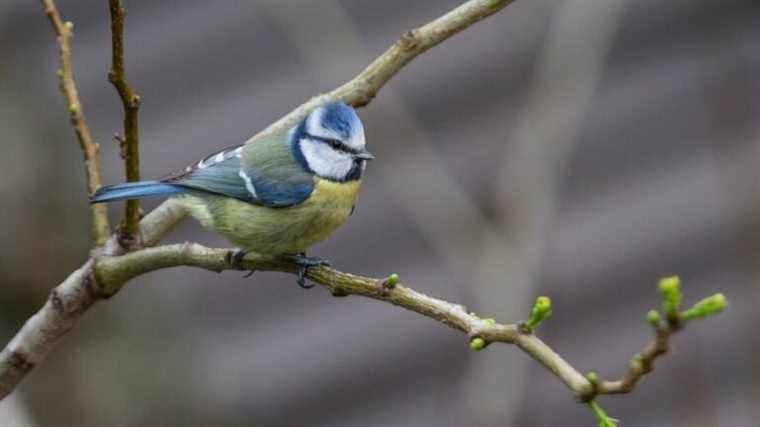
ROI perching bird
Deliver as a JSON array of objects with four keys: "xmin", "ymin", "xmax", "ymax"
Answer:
[{"xmin": 91, "ymin": 101, "xmax": 374, "ymax": 287}]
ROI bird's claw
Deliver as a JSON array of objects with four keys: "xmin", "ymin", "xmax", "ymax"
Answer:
[
  {"xmin": 230, "ymin": 249, "xmax": 255, "ymax": 278},
  {"xmin": 289, "ymin": 253, "xmax": 331, "ymax": 289}
]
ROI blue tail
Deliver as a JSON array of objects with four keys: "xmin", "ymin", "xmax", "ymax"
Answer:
[{"xmin": 90, "ymin": 181, "xmax": 187, "ymax": 203}]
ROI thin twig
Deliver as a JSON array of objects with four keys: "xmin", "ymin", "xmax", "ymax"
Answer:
[
  {"xmin": 596, "ymin": 319, "xmax": 673, "ymax": 395},
  {"xmin": 40, "ymin": 0, "xmax": 110, "ymax": 245},
  {"xmin": 107, "ymin": 0, "xmax": 142, "ymax": 248}
]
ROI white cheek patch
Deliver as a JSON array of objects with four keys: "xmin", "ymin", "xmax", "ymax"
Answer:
[{"xmin": 300, "ymin": 138, "xmax": 353, "ymax": 181}]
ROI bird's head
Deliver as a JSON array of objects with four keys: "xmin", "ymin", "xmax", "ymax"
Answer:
[{"xmin": 294, "ymin": 101, "xmax": 373, "ymax": 182}]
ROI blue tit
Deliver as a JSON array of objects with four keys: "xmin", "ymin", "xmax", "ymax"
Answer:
[{"xmin": 91, "ymin": 101, "xmax": 374, "ymax": 287}]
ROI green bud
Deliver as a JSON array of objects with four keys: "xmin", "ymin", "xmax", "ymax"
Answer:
[
  {"xmin": 483, "ymin": 318, "xmax": 496, "ymax": 326},
  {"xmin": 383, "ymin": 273, "xmax": 399, "ymax": 289},
  {"xmin": 68, "ymin": 103, "xmax": 79, "ymax": 114},
  {"xmin": 469, "ymin": 337, "xmax": 486, "ymax": 351},
  {"xmin": 681, "ymin": 293, "xmax": 727, "ymax": 321},
  {"xmin": 658, "ymin": 276, "xmax": 682, "ymax": 316},
  {"xmin": 587, "ymin": 400, "xmax": 619, "ymax": 427},
  {"xmin": 56, "ymin": 69, "xmax": 64, "ymax": 78},
  {"xmin": 525, "ymin": 296, "xmax": 552, "ymax": 331},
  {"xmin": 586, "ymin": 371, "xmax": 599, "ymax": 385},
  {"xmin": 64, "ymin": 21, "xmax": 74, "ymax": 31},
  {"xmin": 535, "ymin": 296, "xmax": 551, "ymax": 311},
  {"xmin": 646, "ymin": 310, "xmax": 660, "ymax": 327}
]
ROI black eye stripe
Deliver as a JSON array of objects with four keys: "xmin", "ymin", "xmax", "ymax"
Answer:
[{"xmin": 306, "ymin": 133, "xmax": 357, "ymax": 154}]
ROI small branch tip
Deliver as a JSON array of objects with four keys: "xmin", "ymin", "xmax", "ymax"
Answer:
[
  {"xmin": 646, "ymin": 309, "xmax": 661, "ymax": 327},
  {"xmin": 522, "ymin": 296, "xmax": 552, "ymax": 332},
  {"xmin": 587, "ymin": 400, "xmax": 619, "ymax": 427},
  {"xmin": 658, "ymin": 275, "xmax": 682, "ymax": 319},
  {"xmin": 681, "ymin": 293, "xmax": 727, "ymax": 321},
  {"xmin": 469, "ymin": 337, "xmax": 487, "ymax": 351}
]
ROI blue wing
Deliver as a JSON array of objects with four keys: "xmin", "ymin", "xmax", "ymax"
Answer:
[{"xmin": 162, "ymin": 140, "xmax": 314, "ymax": 208}]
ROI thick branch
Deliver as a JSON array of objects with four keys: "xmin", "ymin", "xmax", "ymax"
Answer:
[
  {"xmin": 40, "ymin": 0, "xmax": 110, "ymax": 245},
  {"xmin": 0, "ymin": 200, "xmax": 187, "ymax": 399},
  {"xmin": 107, "ymin": 0, "xmax": 142, "ymax": 246}
]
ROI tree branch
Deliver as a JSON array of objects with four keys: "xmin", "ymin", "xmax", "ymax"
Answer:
[
  {"xmin": 0, "ymin": 239, "xmax": 724, "ymax": 408},
  {"xmin": 107, "ymin": 0, "xmax": 142, "ymax": 248},
  {"xmin": 85, "ymin": 244, "xmax": 596, "ymax": 398},
  {"xmin": 3, "ymin": 0, "xmax": 519, "ymax": 401},
  {"xmin": 592, "ymin": 279, "xmax": 727, "ymax": 397},
  {"xmin": 0, "ymin": 200, "xmax": 186, "ymax": 399},
  {"xmin": 40, "ymin": 0, "xmax": 110, "ymax": 245},
  {"xmin": 4, "ymin": 2, "xmax": 728, "ymax": 426}
]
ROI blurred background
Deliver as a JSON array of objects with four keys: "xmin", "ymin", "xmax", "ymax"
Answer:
[{"xmin": 1, "ymin": 0, "xmax": 759, "ymax": 426}]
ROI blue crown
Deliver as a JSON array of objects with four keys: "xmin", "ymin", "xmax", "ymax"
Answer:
[{"xmin": 319, "ymin": 102, "xmax": 361, "ymax": 140}]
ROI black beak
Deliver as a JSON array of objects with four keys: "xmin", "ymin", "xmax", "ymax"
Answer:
[{"xmin": 354, "ymin": 150, "xmax": 375, "ymax": 161}]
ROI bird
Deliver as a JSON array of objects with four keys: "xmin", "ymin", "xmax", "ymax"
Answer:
[{"xmin": 91, "ymin": 101, "xmax": 374, "ymax": 288}]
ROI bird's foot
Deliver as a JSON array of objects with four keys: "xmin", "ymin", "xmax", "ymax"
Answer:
[
  {"xmin": 229, "ymin": 249, "xmax": 255, "ymax": 277},
  {"xmin": 288, "ymin": 253, "xmax": 331, "ymax": 289}
]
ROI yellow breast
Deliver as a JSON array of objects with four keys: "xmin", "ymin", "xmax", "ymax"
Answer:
[
  {"xmin": 307, "ymin": 177, "xmax": 362, "ymax": 208},
  {"xmin": 180, "ymin": 177, "xmax": 363, "ymax": 255}
]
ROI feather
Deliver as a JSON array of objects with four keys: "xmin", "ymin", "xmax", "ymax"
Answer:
[
  {"xmin": 90, "ymin": 181, "xmax": 186, "ymax": 203},
  {"xmin": 162, "ymin": 134, "xmax": 315, "ymax": 208}
]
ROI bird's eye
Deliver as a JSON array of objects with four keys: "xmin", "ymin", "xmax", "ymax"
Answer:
[{"xmin": 327, "ymin": 139, "xmax": 343, "ymax": 150}]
